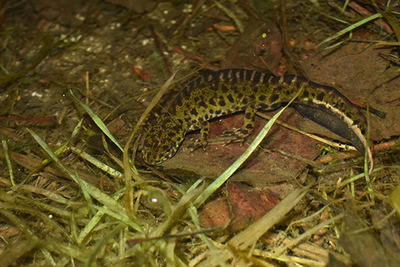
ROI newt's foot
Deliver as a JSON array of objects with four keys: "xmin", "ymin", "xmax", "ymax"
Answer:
[
  {"xmin": 188, "ymin": 138, "xmax": 208, "ymax": 152},
  {"xmin": 222, "ymin": 128, "xmax": 249, "ymax": 145}
]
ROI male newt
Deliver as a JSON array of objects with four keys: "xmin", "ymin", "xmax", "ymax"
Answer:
[{"xmin": 139, "ymin": 68, "xmax": 373, "ymax": 170}]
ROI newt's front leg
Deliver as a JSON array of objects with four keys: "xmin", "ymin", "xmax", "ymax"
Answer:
[{"xmin": 190, "ymin": 121, "xmax": 210, "ymax": 151}]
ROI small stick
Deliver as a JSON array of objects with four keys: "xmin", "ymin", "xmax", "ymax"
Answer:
[
  {"xmin": 125, "ymin": 227, "xmax": 221, "ymax": 247},
  {"xmin": 152, "ymin": 27, "xmax": 173, "ymax": 75}
]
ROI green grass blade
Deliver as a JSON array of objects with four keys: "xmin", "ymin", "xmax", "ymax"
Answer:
[
  {"xmin": 319, "ymin": 12, "xmax": 382, "ymax": 47},
  {"xmin": 69, "ymin": 89, "xmax": 123, "ymax": 152},
  {"xmin": 26, "ymin": 128, "xmax": 143, "ymax": 233}
]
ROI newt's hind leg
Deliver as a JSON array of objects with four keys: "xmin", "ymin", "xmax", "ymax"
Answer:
[
  {"xmin": 222, "ymin": 107, "xmax": 256, "ymax": 144},
  {"xmin": 189, "ymin": 121, "xmax": 210, "ymax": 151}
]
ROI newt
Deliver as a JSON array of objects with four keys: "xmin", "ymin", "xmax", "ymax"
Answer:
[{"xmin": 139, "ymin": 68, "xmax": 373, "ymax": 170}]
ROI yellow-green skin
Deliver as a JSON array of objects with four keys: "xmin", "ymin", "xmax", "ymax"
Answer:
[{"xmin": 140, "ymin": 69, "xmax": 371, "ymax": 166}]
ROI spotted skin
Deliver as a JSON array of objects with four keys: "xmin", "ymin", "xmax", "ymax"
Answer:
[{"xmin": 140, "ymin": 69, "xmax": 372, "ymax": 167}]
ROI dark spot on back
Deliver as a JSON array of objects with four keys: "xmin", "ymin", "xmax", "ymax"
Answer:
[
  {"xmin": 270, "ymin": 94, "xmax": 279, "ymax": 103},
  {"xmin": 191, "ymin": 109, "xmax": 198, "ymax": 116},
  {"xmin": 258, "ymin": 95, "xmax": 266, "ymax": 101},
  {"xmin": 258, "ymin": 103, "xmax": 269, "ymax": 109},
  {"xmin": 271, "ymin": 103, "xmax": 281, "ymax": 109},
  {"xmin": 227, "ymin": 94, "xmax": 234, "ymax": 103},
  {"xmin": 199, "ymin": 101, "xmax": 208, "ymax": 108},
  {"xmin": 221, "ymin": 84, "xmax": 229, "ymax": 93}
]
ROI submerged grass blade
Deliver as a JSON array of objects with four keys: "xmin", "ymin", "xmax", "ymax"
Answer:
[
  {"xmin": 26, "ymin": 119, "xmax": 84, "ymax": 181},
  {"xmin": 153, "ymin": 183, "xmax": 204, "ymax": 237},
  {"xmin": 273, "ymin": 213, "xmax": 343, "ymax": 255},
  {"xmin": 188, "ymin": 206, "xmax": 227, "ymax": 267},
  {"xmin": 319, "ymin": 13, "xmax": 382, "ymax": 47},
  {"xmin": 69, "ymin": 89, "xmax": 123, "ymax": 152},
  {"xmin": 70, "ymin": 146, "xmax": 123, "ymax": 180},
  {"xmin": 1, "ymin": 138, "xmax": 15, "ymax": 186},
  {"xmin": 26, "ymin": 128, "xmax": 143, "ymax": 233}
]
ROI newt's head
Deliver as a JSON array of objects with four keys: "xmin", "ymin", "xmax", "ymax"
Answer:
[{"xmin": 139, "ymin": 116, "xmax": 186, "ymax": 165}]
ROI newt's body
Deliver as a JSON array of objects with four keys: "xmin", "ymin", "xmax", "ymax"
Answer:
[{"xmin": 140, "ymin": 68, "xmax": 372, "ymax": 167}]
